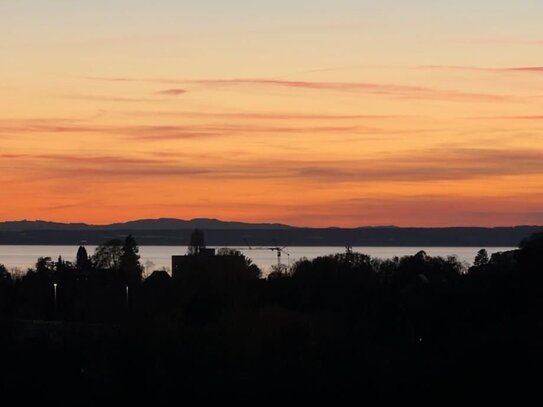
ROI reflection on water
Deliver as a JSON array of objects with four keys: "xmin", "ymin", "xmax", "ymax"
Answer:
[{"xmin": 0, "ymin": 245, "xmax": 515, "ymax": 276}]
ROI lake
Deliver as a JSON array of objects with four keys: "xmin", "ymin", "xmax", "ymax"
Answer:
[{"xmin": 0, "ymin": 245, "xmax": 515, "ymax": 276}]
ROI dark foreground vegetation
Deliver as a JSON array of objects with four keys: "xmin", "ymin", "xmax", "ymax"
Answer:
[{"xmin": 1, "ymin": 231, "xmax": 543, "ymax": 403}]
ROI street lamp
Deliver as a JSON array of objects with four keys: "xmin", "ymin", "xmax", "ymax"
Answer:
[
  {"xmin": 125, "ymin": 285, "xmax": 129, "ymax": 308},
  {"xmin": 53, "ymin": 283, "xmax": 58, "ymax": 308}
]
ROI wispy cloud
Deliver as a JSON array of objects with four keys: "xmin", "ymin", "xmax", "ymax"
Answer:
[
  {"xmin": 0, "ymin": 119, "xmax": 381, "ymax": 140},
  {"xmin": 0, "ymin": 119, "xmax": 106, "ymax": 134},
  {"xmin": 296, "ymin": 194, "xmax": 543, "ymax": 227},
  {"xmin": 172, "ymin": 78, "xmax": 514, "ymax": 102},
  {"xmin": 82, "ymin": 76, "xmax": 511, "ymax": 103},
  {"xmin": 126, "ymin": 110, "xmax": 403, "ymax": 121},
  {"xmin": 155, "ymin": 89, "xmax": 188, "ymax": 96},
  {"xmin": 454, "ymin": 39, "xmax": 543, "ymax": 46},
  {"xmin": 64, "ymin": 94, "xmax": 157, "ymax": 103},
  {"xmin": 120, "ymin": 124, "xmax": 377, "ymax": 141},
  {"xmin": 470, "ymin": 115, "xmax": 543, "ymax": 121},
  {"xmin": 507, "ymin": 67, "xmax": 543, "ymax": 73},
  {"xmin": 0, "ymin": 153, "xmax": 209, "ymax": 177},
  {"xmin": 418, "ymin": 65, "xmax": 543, "ymax": 74},
  {"xmin": 3, "ymin": 148, "xmax": 543, "ymax": 184},
  {"xmin": 284, "ymin": 148, "xmax": 543, "ymax": 183}
]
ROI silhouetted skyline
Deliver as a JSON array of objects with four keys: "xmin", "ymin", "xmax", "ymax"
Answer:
[{"xmin": 2, "ymin": 231, "xmax": 543, "ymax": 402}]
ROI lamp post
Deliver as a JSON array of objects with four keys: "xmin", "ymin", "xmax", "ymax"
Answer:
[
  {"xmin": 125, "ymin": 285, "xmax": 129, "ymax": 308},
  {"xmin": 53, "ymin": 283, "xmax": 58, "ymax": 309}
]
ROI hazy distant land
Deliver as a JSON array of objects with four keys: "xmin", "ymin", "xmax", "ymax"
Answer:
[{"xmin": 0, "ymin": 219, "xmax": 540, "ymax": 246}]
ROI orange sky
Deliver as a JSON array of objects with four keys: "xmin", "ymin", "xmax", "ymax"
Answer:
[{"xmin": 1, "ymin": 1, "xmax": 543, "ymax": 227}]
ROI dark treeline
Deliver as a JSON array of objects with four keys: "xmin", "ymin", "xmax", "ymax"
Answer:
[{"xmin": 1, "ymin": 231, "xmax": 543, "ymax": 403}]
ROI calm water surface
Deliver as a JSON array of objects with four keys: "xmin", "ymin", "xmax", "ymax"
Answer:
[{"xmin": 0, "ymin": 245, "xmax": 515, "ymax": 276}]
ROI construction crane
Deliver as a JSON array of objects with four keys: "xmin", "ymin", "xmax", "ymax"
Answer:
[{"xmin": 254, "ymin": 246, "xmax": 290, "ymax": 269}]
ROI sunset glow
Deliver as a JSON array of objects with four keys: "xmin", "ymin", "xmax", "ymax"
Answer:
[{"xmin": 2, "ymin": 1, "xmax": 543, "ymax": 226}]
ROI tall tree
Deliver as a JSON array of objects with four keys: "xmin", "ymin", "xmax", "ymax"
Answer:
[
  {"xmin": 76, "ymin": 246, "xmax": 91, "ymax": 270},
  {"xmin": 187, "ymin": 229, "xmax": 206, "ymax": 255},
  {"xmin": 55, "ymin": 255, "xmax": 66, "ymax": 273},
  {"xmin": 119, "ymin": 234, "xmax": 143, "ymax": 285}
]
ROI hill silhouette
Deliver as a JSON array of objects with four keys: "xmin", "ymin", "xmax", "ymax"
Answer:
[
  {"xmin": 0, "ymin": 219, "xmax": 542, "ymax": 246},
  {"xmin": 0, "ymin": 218, "xmax": 292, "ymax": 232}
]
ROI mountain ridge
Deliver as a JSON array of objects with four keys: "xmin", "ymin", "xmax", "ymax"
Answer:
[
  {"xmin": 0, "ymin": 218, "xmax": 295, "ymax": 232},
  {"xmin": 1, "ymin": 218, "xmax": 541, "ymax": 232},
  {"xmin": 1, "ymin": 219, "xmax": 541, "ymax": 246}
]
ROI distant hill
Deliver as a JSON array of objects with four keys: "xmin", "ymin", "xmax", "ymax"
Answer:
[
  {"xmin": 104, "ymin": 218, "xmax": 292, "ymax": 231},
  {"xmin": 0, "ymin": 220, "xmax": 93, "ymax": 232},
  {"xmin": 0, "ymin": 219, "xmax": 542, "ymax": 246},
  {"xmin": 0, "ymin": 218, "xmax": 292, "ymax": 232}
]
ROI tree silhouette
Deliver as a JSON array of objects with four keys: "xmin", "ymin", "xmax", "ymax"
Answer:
[
  {"xmin": 473, "ymin": 249, "xmax": 489, "ymax": 267},
  {"xmin": 55, "ymin": 255, "xmax": 67, "ymax": 273},
  {"xmin": 269, "ymin": 263, "xmax": 289, "ymax": 277},
  {"xmin": 187, "ymin": 229, "xmax": 206, "ymax": 255},
  {"xmin": 76, "ymin": 246, "xmax": 91, "ymax": 270},
  {"xmin": 36, "ymin": 257, "xmax": 54, "ymax": 277},
  {"xmin": 0, "ymin": 264, "xmax": 10, "ymax": 281},
  {"xmin": 119, "ymin": 234, "xmax": 143, "ymax": 285},
  {"xmin": 217, "ymin": 247, "xmax": 262, "ymax": 278},
  {"xmin": 92, "ymin": 239, "xmax": 123, "ymax": 270}
]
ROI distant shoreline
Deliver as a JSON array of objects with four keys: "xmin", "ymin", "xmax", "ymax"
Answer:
[{"xmin": 0, "ymin": 226, "xmax": 539, "ymax": 247}]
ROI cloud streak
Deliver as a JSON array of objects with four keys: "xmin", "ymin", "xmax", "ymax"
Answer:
[
  {"xmin": 0, "ymin": 119, "xmax": 384, "ymax": 140},
  {"xmin": 82, "ymin": 76, "xmax": 511, "ymax": 103},
  {"xmin": 64, "ymin": 94, "xmax": 158, "ymax": 103},
  {"xmin": 3, "ymin": 148, "xmax": 543, "ymax": 183},
  {"xmin": 176, "ymin": 78, "xmax": 514, "ymax": 102},
  {"xmin": 418, "ymin": 65, "xmax": 543, "ymax": 74},
  {"xmin": 299, "ymin": 194, "xmax": 543, "ymax": 227},
  {"xmin": 126, "ymin": 110, "xmax": 404, "ymax": 121},
  {"xmin": 471, "ymin": 115, "xmax": 543, "ymax": 121},
  {"xmin": 455, "ymin": 39, "xmax": 543, "ymax": 46},
  {"xmin": 155, "ymin": 89, "xmax": 188, "ymax": 96}
]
